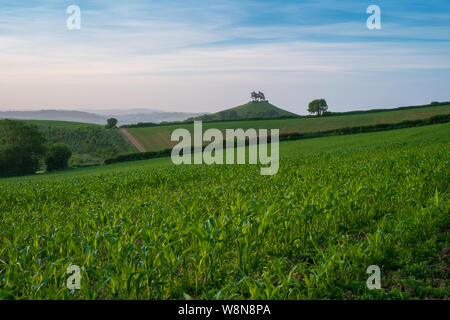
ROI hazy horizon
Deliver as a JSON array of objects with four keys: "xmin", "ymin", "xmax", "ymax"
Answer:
[
  {"xmin": 1, "ymin": 0, "xmax": 449, "ymax": 114},
  {"xmin": 0, "ymin": 100, "xmax": 448, "ymax": 116}
]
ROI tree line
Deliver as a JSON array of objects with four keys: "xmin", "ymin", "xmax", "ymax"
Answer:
[
  {"xmin": 0, "ymin": 119, "xmax": 134, "ymax": 176},
  {"xmin": 38, "ymin": 125, "xmax": 133, "ymax": 159},
  {"xmin": 0, "ymin": 120, "xmax": 72, "ymax": 176}
]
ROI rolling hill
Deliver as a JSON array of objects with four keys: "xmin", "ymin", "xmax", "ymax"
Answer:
[
  {"xmin": 195, "ymin": 101, "xmax": 297, "ymax": 121},
  {"xmin": 21, "ymin": 120, "xmax": 136, "ymax": 166},
  {"xmin": 126, "ymin": 104, "xmax": 450, "ymax": 152}
]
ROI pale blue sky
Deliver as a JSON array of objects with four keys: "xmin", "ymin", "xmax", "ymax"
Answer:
[{"xmin": 0, "ymin": 0, "xmax": 449, "ymax": 113}]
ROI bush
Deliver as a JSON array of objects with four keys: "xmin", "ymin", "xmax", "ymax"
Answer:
[
  {"xmin": 308, "ymin": 99, "xmax": 328, "ymax": 116},
  {"xmin": 45, "ymin": 143, "xmax": 72, "ymax": 171},
  {"xmin": 0, "ymin": 119, "xmax": 46, "ymax": 176},
  {"xmin": 105, "ymin": 118, "xmax": 118, "ymax": 129}
]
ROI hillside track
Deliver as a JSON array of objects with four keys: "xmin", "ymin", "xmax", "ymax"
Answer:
[{"xmin": 120, "ymin": 128, "xmax": 146, "ymax": 152}]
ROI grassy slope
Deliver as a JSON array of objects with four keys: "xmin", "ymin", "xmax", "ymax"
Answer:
[
  {"xmin": 20, "ymin": 120, "xmax": 137, "ymax": 166},
  {"xmin": 0, "ymin": 123, "xmax": 448, "ymax": 299},
  {"xmin": 204, "ymin": 101, "xmax": 297, "ymax": 120},
  {"xmin": 127, "ymin": 104, "xmax": 450, "ymax": 152}
]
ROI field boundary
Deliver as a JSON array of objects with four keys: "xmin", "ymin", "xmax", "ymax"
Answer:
[{"xmin": 104, "ymin": 114, "xmax": 450, "ymax": 165}]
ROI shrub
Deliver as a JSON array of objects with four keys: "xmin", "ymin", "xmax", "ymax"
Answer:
[
  {"xmin": 105, "ymin": 118, "xmax": 118, "ymax": 129},
  {"xmin": 45, "ymin": 143, "xmax": 72, "ymax": 171},
  {"xmin": 0, "ymin": 119, "xmax": 46, "ymax": 176}
]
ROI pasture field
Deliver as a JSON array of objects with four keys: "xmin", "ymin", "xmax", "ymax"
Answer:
[
  {"xmin": 0, "ymin": 123, "xmax": 448, "ymax": 299},
  {"xmin": 126, "ymin": 105, "xmax": 450, "ymax": 152}
]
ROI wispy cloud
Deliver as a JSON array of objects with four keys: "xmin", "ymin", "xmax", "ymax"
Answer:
[{"xmin": 0, "ymin": 0, "xmax": 449, "ymax": 112}]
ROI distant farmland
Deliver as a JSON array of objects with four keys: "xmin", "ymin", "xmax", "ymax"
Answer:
[{"xmin": 126, "ymin": 104, "xmax": 450, "ymax": 152}]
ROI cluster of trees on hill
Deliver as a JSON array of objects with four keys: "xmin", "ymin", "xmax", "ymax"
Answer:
[
  {"xmin": 251, "ymin": 91, "xmax": 267, "ymax": 102},
  {"xmin": 0, "ymin": 120, "xmax": 72, "ymax": 176}
]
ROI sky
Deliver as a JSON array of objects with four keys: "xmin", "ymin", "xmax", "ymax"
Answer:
[{"xmin": 0, "ymin": 0, "xmax": 449, "ymax": 114}]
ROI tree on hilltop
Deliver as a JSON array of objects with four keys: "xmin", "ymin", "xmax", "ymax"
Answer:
[
  {"xmin": 251, "ymin": 91, "xmax": 267, "ymax": 102},
  {"xmin": 308, "ymin": 99, "xmax": 328, "ymax": 116}
]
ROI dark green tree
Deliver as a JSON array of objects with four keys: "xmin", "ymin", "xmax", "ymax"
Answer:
[
  {"xmin": 105, "ymin": 118, "xmax": 118, "ymax": 129},
  {"xmin": 45, "ymin": 143, "xmax": 72, "ymax": 171},
  {"xmin": 0, "ymin": 119, "xmax": 47, "ymax": 176},
  {"xmin": 308, "ymin": 99, "xmax": 329, "ymax": 116}
]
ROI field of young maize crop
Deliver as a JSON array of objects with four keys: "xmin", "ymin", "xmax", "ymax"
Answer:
[{"xmin": 0, "ymin": 123, "xmax": 448, "ymax": 300}]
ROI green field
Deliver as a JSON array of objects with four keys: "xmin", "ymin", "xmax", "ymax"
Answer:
[
  {"xmin": 127, "ymin": 105, "xmax": 450, "ymax": 152},
  {"xmin": 0, "ymin": 123, "xmax": 448, "ymax": 299}
]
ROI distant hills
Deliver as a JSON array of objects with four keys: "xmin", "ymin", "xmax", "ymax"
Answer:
[
  {"xmin": 195, "ymin": 101, "xmax": 298, "ymax": 121},
  {"xmin": 0, "ymin": 109, "xmax": 204, "ymax": 125},
  {"xmin": 0, "ymin": 101, "xmax": 298, "ymax": 127},
  {"xmin": 3, "ymin": 101, "xmax": 448, "ymax": 127}
]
